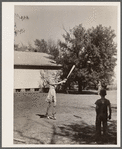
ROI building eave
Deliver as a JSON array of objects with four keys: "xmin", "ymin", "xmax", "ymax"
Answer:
[{"xmin": 14, "ymin": 64, "xmax": 62, "ymax": 70}]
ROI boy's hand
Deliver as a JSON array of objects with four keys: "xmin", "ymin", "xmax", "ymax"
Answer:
[{"xmin": 63, "ymin": 79, "xmax": 67, "ymax": 83}]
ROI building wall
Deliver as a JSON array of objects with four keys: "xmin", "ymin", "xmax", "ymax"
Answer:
[
  {"xmin": 14, "ymin": 69, "xmax": 60, "ymax": 90},
  {"xmin": 14, "ymin": 69, "xmax": 42, "ymax": 89}
]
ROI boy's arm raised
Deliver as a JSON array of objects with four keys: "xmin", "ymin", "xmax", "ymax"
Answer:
[{"xmin": 49, "ymin": 79, "xmax": 67, "ymax": 85}]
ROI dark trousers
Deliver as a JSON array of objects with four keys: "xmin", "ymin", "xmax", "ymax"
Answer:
[{"xmin": 96, "ymin": 115, "xmax": 108, "ymax": 137}]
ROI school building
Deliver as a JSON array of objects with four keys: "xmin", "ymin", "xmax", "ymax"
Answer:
[{"xmin": 14, "ymin": 51, "xmax": 62, "ymax": 92}]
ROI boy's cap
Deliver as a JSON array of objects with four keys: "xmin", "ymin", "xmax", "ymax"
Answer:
[{"xmin": 100, "ymin": 89, "xmax": 106, "ymax": 96}]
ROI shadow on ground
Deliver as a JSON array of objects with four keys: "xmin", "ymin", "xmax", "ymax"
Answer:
[
  {"xmin": 52, "ymin": 120, "xmax": 117, "ymax": 144},
  {"xmin": 14, "ymin": 119, "xmax": 117, "ymax": 144},
  {"xmin": 36, "ymin": 114, "xmax": 47, "ymax": 118}
]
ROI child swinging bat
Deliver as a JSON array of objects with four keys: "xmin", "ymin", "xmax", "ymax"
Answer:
[{"xmin": 45, "ymin": 65, "xmax": 75, "ymax": 120}]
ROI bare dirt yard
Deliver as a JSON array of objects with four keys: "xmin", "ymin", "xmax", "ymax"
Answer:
[{"xmin": 14, "ymin": 90, "xmax": 117, "ymax": 145}]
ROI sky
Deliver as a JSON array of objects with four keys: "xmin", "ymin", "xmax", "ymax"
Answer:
[{"xmin": 14, "ymin": 4, "xmax": 118, "ymax": 47}]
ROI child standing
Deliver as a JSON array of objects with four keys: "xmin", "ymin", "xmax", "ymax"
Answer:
[
  {"xmin": 45, "ymin": 74, "xmax": 67, "ymax": 120},
  {"xmin": 95, "ymin": 89, "xmax": 111, "ymax": 141},
  {"xmin": 98, "ymin": 81, "xmax": 102, "ymax": 95}
]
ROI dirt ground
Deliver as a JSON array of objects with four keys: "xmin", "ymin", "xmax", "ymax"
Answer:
[{"xmin": 14, "ymin": 90, "xmax": 117, "ymax": 145}]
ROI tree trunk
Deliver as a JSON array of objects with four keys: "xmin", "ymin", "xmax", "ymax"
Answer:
[
  {"xmin": 78, "ymin": 80, "xmax": 82, "ymax": 93},
  {"xmin": 68, "ymin": 81, "xmax": 71, "ymax": 90}
]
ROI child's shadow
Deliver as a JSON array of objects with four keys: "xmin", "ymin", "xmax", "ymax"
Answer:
[{"xmin": 36, "ymin": 114, "xmax": 47, "ymax": 118}]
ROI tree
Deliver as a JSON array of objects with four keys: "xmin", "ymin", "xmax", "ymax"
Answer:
[
  {"xmin": 34, "ymin": 39, "xmax": 48, "ymax": 53},
  {"xmin": 87, "ymin": 25, "xmax": 117, "ymax": 88},
  {"xmin": 14, "ymin": 13, "xmax": 29, "ymax": 36},
  {"xmin": 27, "ymin": 42, "xmax": 36, "ymax": 52},
  {"xmin": 14, "ymin": 13, "xmax": 29, "ymax": 51},
  {"xmin": 58, "ymin": 24, "xmax": 117, "ymax": 92},
  {"xmin": 14, "ymin": 44, "xmax": 19, "ymax": 51},
  {"xmin": 34, "ymin": 38, "xmax": 60, "ymax": 61},
  {"xmin": 47, "ymin": 39, "xmax": 60, "ymax": 61},
  {"xmin": 14, "ymin": 43, "xmax": 28, "ymax": 52}
]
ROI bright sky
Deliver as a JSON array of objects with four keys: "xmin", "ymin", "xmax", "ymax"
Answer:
[{"xmin": 14, "ymin": 4, "xmax": 118, "ymax": 47}]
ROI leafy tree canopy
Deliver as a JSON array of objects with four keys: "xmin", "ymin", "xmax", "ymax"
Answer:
[
  {"xmin": 34, "ymin": 39, "xmax": 60, "ymax": 61},
  {"xmin": 34, "ymin": 39, "xmax": 48, "ymax": 53},
  {"xmin": 58, "ymin": 24, "xmax": 117, "ymax": 92}
]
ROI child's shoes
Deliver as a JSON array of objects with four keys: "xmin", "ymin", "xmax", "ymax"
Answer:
[
  {"xmin": 49, "ymin": 115, "xmax": 56, "ymax": 120},
  {"xmin": 45, "ymin": 113, "xmax": 50, "ymax": 119}
]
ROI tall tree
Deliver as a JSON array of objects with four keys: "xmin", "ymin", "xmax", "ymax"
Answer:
[
  {"xmin": 87, "ymin": 25, "xmax": 117, "ymax": 88},
  {"xmin": 59, "ymin": 24, "xmax": 117, "ymax": 92}
]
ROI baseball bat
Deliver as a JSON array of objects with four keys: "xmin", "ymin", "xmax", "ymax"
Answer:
[{"xmin": 66, "ymin": 65, "xmax": 75, "ymax": 79}]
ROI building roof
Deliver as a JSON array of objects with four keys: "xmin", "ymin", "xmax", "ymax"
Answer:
[{"xmin": 14, "ymin": 51, "xmax": 62, "ymax": 69}]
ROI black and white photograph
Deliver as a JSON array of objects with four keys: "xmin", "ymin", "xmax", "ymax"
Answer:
[{"xmin": 2, "ymin": 2, "xmax": 120, "ymax": 147}]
